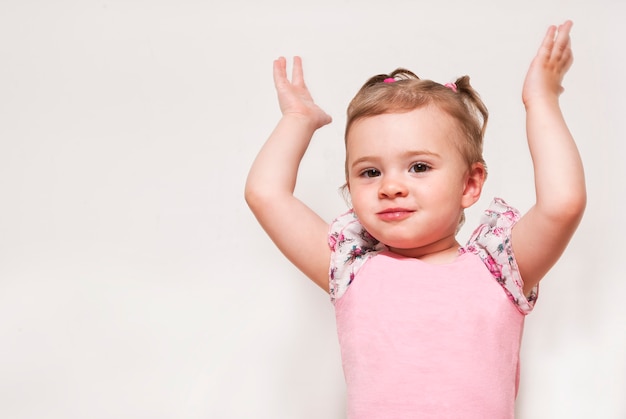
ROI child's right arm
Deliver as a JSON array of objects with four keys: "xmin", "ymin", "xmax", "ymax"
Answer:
[{"xmin": 245, "ymin": 56, "xmax": 333, "ymax": 291}]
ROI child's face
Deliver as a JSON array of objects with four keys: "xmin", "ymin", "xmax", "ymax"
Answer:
[{"xmin": 346, "ymin": 106, "xmax": 477, "ymax": 258}]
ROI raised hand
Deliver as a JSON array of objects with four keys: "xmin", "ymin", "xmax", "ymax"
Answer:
[
  {"xmin": 513, "ymin": 19, "xmax": 585, "ymax": 293},
  {"xmin": 273, "ymin": 56, "xmax": 332, "ymax": 130},
  {"xmin": 522, "ymin": 20, "xmax": 574, "ymax": 107},
  {"xmin": 245, "ymin": 56, "xmax": 334, "ymax": 291}
]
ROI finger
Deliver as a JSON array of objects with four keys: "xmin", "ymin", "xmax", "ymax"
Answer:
[
  {"xmin": 561, "ymin": 47, "xmax": 574, "ymax": 73},
  {"xmin": 537, "ymin": 25, "xmax": 557, "ymax": 59},
  {"xmin": 552, "ymin": 20, "xmax": 573, "ymax": 61},
  {"xmin": 291, "ymin": 56, "xmax": 306, "ymax": 87},
  {"xmin": 557, "ymin": 20, "xmax": 573, "ymax": 38},
  {"xmin": 273, "ymin": 56, "xmax": 288, "ymax": 89}
]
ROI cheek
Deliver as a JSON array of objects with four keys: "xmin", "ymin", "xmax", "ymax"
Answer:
[
  {"xmin": 347, "ymin": 185, "xmax": 368, "ymax": 212},
  {"xmin": 348, "ymin": 186, "xmax": 362, "ymax": 206}
]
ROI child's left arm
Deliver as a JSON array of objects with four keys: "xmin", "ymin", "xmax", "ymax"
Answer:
[{"xmin": 512, "ymin": 20, "xmax": 586, "ymax": 295}]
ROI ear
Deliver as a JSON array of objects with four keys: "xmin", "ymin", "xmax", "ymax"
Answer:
[{"xmin": 461, "ymin": 163, "xmax": 486, "ymax": 209}]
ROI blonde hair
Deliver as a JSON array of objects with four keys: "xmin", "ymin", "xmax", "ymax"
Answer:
[{"xmin": 344, "ymin": 68, "xmax": 489, "ymax": 180}]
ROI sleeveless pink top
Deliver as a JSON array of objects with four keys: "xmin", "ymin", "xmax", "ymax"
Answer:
[{"xmin": 328, "ymin": 199, "xmax": 537, "ymax": 418}]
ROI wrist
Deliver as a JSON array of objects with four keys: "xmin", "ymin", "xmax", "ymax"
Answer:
[
  {"xmin": 523, "ymin": 94, "xmax": 561, "ymax": 111},
  {"xmin": 281, "ymin": 111, "xmax": 331, "ymax": 131}
]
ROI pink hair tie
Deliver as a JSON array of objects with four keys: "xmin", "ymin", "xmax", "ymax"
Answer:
[
  {"xmin": 444, "ymin": 82, "xmax": 457, "ymax": 92},
  {"xmin": 383, "ymin": 77, "xmax": 396, "ymax": 83}
]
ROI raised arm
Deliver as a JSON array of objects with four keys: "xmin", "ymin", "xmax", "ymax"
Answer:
[
  {"xmin": 245, "ymin": 57, "xmax": 333, "ymax": 291},
  {"xmin": 512, "ymin": 20, "xmax": 586, "ymax": 294}
]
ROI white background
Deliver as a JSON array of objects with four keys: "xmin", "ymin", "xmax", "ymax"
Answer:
[{"xmin": 0, "ymin": 1, "xmax": 624, "ymax": 418}]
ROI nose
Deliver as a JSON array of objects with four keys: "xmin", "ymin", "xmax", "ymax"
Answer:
[{"xmin": 378, "ymin": 174, "xmax": 408, "ymax": 199}]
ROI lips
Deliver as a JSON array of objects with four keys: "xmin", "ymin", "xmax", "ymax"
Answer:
[{"xmin": 376, "ymin": 208, "xmax": 415, "ymax": 221}]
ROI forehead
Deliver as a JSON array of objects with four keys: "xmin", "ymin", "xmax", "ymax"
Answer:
[{"xmin": 346, "ymin": 107, "xmax": 463, "ymax": 158}]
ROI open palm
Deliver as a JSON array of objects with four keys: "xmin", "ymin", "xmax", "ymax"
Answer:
[{"xmin": 273, "ymin": 56, "xmax": 332, "ymax": 129}]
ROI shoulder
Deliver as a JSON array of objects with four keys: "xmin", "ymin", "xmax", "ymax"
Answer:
[
  {"xmin": 464, "ymin": 198, "xmax": 520, "ymax": 250},
  {"xmin": 329, "ymin": 210, "xmax": 379, "ymax": 252},
  {"xmin": 462, "ymin": 198, "xmax": 537, "ymax": 314},
  {"xmin": 328, "ymin": 210, "xmax": 385, "ymax": 303}
]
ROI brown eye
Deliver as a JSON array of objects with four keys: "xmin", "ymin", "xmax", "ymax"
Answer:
[
  {"xmin": 361, "ymin": 169, "xmax": 381, "ymax": 178},
  {"xmin": 409, "ymin": 163, "xmax": 430, "ymax": 173}
]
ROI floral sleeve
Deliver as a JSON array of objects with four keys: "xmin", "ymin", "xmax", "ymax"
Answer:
[
  {"xmin": 328, "ymin": 210, "xmax": 386, "ymax": 304},
  {"xmin": 461, "ymin": 198, "xmax": 538, "ymax": 314}
]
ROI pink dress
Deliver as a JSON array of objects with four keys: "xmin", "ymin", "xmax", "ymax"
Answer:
[{"xmin": 328, "ymin": 198, "xmax": 537, "ymax": 418}]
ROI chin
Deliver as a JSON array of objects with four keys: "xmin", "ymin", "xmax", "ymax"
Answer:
[{"xmin": 379, "ymin": 237, "xmax": 421, "ymax": 250}]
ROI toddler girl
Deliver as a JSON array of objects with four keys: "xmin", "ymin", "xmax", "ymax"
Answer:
[{"xmin": 245, "ymin": 20, "xmax": 585, "ymax": 418}]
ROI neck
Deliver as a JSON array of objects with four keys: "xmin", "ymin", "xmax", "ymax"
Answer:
[{"xmin": 388, "ymin": 237, "xmax": 461, "ymax": 264}]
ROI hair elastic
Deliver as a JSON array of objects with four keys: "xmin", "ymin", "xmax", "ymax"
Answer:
[
  {"xmin": 383, "ymin": 77, "xmax": 396, "ymax": 83},
  {"xmin": 444, "ymin": 82, "xmax": 458, "ymax": 92}
]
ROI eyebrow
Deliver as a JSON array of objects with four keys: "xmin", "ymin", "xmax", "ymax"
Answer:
[{"xmin": 350, "ymin": 150, "xmax": 441, "ymax": 169}]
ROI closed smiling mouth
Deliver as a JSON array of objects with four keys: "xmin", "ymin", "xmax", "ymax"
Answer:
[{"xmin": 376, "ymin": 208, "xmax": 415, "ymax": 221}]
